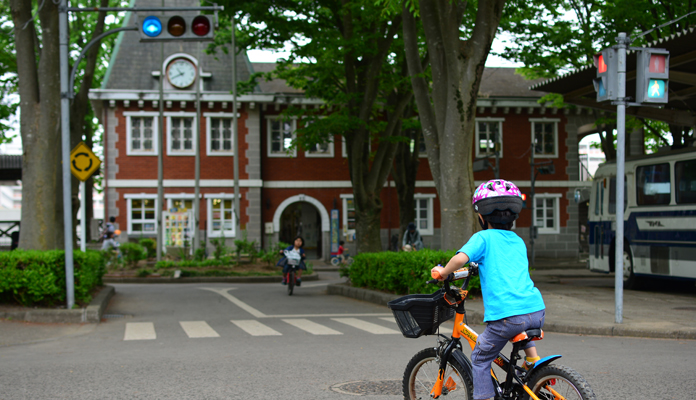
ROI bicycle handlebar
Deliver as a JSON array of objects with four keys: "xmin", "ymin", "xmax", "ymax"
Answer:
[{"xmin": 426, "ymin": 262, "xmax": 479, "ymax": 285}]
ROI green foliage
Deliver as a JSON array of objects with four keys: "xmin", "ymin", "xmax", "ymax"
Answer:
[
  {"xmin": 344, "ymin": 250, "xmax": 480, "ymax": 295},
  {"xmin": 260, "ymin": 241, "xmax": 290, "ymax": 266},
  {"xmin": 0, "ymin": 250, "xmax": 106, "ymax": 307},
  {"xmin": 119, "ymin": 242, "xmax": 146, "ymax": 266},
  {"xmin": 160, "ymin": 269, "xmax": 281, "ymax": 278},
  {"xmin": 194, "ymin": 247, "xmax": 207, "ymax": 262},
  {"xmin": 138, "ymin": 239, "xmax": 157, "ymax": 259},
  {"xmin": 233, "ymin": 231, "xmax": 259, "ymax": 262},
  {"xmin": 209, "ymin": 236, "xmax": 229, "ymax": 261},
  {"xmin": 154, "ymin": 258, "xmax": 232, "ymax": 269},
  {"xmin": 137, "ymin": 269, "xmax": 152, "ymax": 278}
]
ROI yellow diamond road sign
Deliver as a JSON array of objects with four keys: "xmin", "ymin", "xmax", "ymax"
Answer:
[{"xmin": 70, "ymin": 142, "xmax": 101, "ymax": 182}]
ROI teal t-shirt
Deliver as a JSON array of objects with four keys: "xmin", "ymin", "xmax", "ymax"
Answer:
[{"xmin": 458, "ymin": 230, "xmax": 545, "ymax": 322}]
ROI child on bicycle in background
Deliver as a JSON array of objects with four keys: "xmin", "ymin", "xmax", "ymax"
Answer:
[
  {"xmin": 431, "ymin": 179, "xmax": 546, "ymax": 400},
  {"xmin": 278, "ymin": 236, "xmax": 307, "ymax": 286}
]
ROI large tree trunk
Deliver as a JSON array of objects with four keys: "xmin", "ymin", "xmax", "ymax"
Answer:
[
  {"xmin": 392, "ymin": 126, "xmax": 420, "ymax": 247},
  {"xmin": 70, "ymin": 0, "xmax": 108, "ymax": 246},
  {"xmin": 343, "ymin": 14, "xmax": 411, "ymax": 254},
  {"xmin": 403, "ymin": 0, "xmax": 505, "ymax": 250},
  {"xmin": 11, "ymin": 0, "xmax": 64, "ymax": 250}
]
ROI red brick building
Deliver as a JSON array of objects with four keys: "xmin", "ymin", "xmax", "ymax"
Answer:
[{"xmin": 90, "ymin": 4, "xmax": 598, "ymax": 260}]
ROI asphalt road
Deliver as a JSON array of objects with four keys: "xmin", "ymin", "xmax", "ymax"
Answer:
[{"xmin": 0, "ymin": 273, "xmax": 694, "ymax": 399}]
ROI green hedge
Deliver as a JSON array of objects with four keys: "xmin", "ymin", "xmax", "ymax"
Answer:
[
  {"xmin": 0, "ymin": 250, "xmax": 106, "ymax": 307},
  {"xmin": 344, "ymin": 250, "xmax": 480, "ymax": 295}
]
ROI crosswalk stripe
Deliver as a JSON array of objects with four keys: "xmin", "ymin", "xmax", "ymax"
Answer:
[
  {"xmin": 231, "ymin": 320, "xmax": 282, "ymax": 336},
  {"xmin": 282, "ymin": 319, "xmax": 343, "ymax": 335},
  {"xmin": 180, "ymin": 321, "xmax": 220, "ymax": 338},
  {"xmin": 124, "ymin": 322, "xmax": 156, "ymax": 341},
  {"xmin": 380, "ymin": 317, "xmax": 396, "ymax": 323},
  {"xmin": 331, "ymin": 318, "xmax": 400, "ymax": 334}
]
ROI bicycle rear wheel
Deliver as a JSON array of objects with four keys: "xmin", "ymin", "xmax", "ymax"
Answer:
[
  {"xmin": 287, "ymin": 270, "xmax": 295, "ymax": 295},
  {"xmin": 403, "ymin": 347, "xmax": 473, "ymax": 400},
  {"xmin": 526, "ymin": 364, "xmax": 596, "ymax": 400}
]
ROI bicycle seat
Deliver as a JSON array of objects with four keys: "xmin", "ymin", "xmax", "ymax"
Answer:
[{"xmin": 510, "ymin": 328, "xmax": 544, "ymax": 344}]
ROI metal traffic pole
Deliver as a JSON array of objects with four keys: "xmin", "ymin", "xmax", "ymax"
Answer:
[
  {"xmin": 232, "ymin": 17, "xmax": 240, "ymax": 237},
  {"xmin": 156, "ymin": 1, "xmax": 165, "ymax": 262},
  {"xmin": 80, "ymin": 181, "xmax": 86, "ymax": 251},
  {"xmin": 59, "ymin": 0, "xmax": 75, "ymax": 309},
  {"xmin": 614, "ymin": 32, "xmax": 629, "ymax": 324}
]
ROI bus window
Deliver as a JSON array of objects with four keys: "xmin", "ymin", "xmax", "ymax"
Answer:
[
  {"xmin": 636, "ymin": 163, "xmax": 671, "ymax": 205},
  {"xmin": 676, "ymin": 159, "xmax": 696, "ymax": 204},
  {"xmin": 608, "ymin": 177, "xmax": 627, "ymax": 214},
  {"xmin": 594, "ymin": 181, "xmax": 601, "ymax": 215}
]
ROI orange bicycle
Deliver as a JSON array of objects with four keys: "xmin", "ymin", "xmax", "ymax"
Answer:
[{"xmin": 388, "ymin": 263, "xmax": 596, "ymax": 400}]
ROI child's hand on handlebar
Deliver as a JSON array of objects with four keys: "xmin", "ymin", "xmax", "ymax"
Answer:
[{"xmin": 431, "ymin": 265, "xmax": 446, "ymax": 281}]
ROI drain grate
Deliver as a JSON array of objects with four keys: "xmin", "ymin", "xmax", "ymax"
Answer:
[
  {"xmin": 330, "ymin": 380, "xmax": 402, "ymax": 396},
  {"xmin": 102, "ymin": 314, "xmax": 132, "ymax": 319}
]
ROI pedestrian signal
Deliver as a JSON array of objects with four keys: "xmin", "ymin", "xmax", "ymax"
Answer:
[
  {"xmin": 636, "ymin": 48, "xmax": 669, "ymax": 104},
  {"xmin": 139, "ymin": 15, "xmax": 214, "ymax": 42},
  {"xmin": 593, "ymin": 49, "xmax": 618, "ymax": 102}
]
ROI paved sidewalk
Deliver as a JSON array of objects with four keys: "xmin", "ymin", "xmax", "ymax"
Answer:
[{"xmin": 329, "ymin": 267, "xmax": 696, "ymax": 340}]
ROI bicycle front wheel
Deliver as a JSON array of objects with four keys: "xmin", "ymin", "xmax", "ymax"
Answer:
[
  {"xmin": 287, "ymin": 270, "xmax": 295, "ymax": 295},
  {"xmin": 403, "ymin": 347, "xmax": 473, "ymax": 400},
  {"xmin": 527, "ymin": 364, "xmax": 596, "ymax": 400}
]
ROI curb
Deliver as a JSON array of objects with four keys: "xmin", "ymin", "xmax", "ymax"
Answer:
[
  {"xmin": 0, "ymin": 286, "xmax": 115, "ymax": 324},
  {"xmin": 103, "ymin": 272, "xmax": 319, "ymax": 284},
  {"xmin": 326, "ymin": 283, "xmax": 696, "ymax": 340}
]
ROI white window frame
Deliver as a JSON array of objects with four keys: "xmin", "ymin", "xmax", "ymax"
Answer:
[
  {"xmin": 124, "ymin": 193, "xmax": 159, "ymax": 235},
  {"xmin": 205, "ymin": 112, "xmax": 238, "ymax": 156},
  {"xmin": 166, "ymin": 112, "xmax": 197, "ymax": 156},
  {"xmin": 266, "ymin": 117, "xmax": 297, "ymax": 157},
  {"xmin": 165, "ymin": 192, "xmax": 200, "ymax": 212},
  {"xmin": 475, "ymin": 118, "xmax": 504, "ymax": 158},
  {"xmin": 414, "ymin": 193, "xmax": 436, "ymax": 236},
  {"xmin": 342, "ymin": 136, "xmax": 371, "ymax": 158},
  {"xmin": 125, "ymin": 111, "xmax": 159, "ymax": 156},
  {"xmin": 305, "ymin": 138, "xmax": 335, "ymax": 158},
  {"xmin": 340, "ymin": 194, "xmax": 356, "ymax": 235},
  {"xmin": 530, "ymin": 118, "xmax": 560, "ymax": 159},
  {"xmin": 533, "ymin": 193, "xmax": 562, "ymax": 234},
  {"xmin": 205, "ymin": 193, "xmax": 239, "ymax": 238}
]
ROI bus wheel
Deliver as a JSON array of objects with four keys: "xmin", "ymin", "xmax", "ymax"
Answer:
[{"xmin": 622, "ymin": 247, "xmax": 642, "ymax": 290}]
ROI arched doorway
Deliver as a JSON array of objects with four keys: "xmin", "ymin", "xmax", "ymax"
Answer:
[{"xmin": 279, "ymin": 202, "xmax": 322, "ymax": 259}]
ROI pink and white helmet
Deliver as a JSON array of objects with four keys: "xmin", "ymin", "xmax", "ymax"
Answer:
[{"xmin": 472, "ymin": 179, "xmax": 523, "ymax": 215}]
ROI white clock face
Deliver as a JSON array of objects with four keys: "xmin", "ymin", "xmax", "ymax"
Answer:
[{"xmin": 167, "ymin": 59, "xmax": 197, "ymax": 89}]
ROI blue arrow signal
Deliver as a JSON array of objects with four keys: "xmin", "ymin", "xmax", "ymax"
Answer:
[
  {"xmin": 597, "ymin": 79, "xmax": 606, "ymax": 97},
  {"xmin": 648, "ymin": 79, "xmax": 665, "ymax": 99},
  {"xmin": 142, "ymin": 16, "xmax": 162, "ymax": 37}
]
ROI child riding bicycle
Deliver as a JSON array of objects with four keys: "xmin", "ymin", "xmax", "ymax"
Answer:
[
  {"xmin": 277, "ymin": 236, "xmax": 307, "ymax": 286},
  {"xmin": 431, "ymin": 179, "xmax": 546, "ymax": 400}
]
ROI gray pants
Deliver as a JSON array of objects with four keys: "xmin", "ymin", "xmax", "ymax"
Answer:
[{"xmin": 471, "ymin": 310, "xmax": 546, "ymax": 399}]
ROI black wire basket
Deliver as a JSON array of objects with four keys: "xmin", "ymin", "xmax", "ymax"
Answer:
[{"xmin": 387, "ymin": 290, "xmax": 454, "ymax": 338}]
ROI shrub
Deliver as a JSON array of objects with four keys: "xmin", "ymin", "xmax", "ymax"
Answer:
[
  {"xmin": 137, "ymin": 268, "xmax": 152, "ymax": 277},
  {"xmin": 260, "ymin": 241, "xmax": 289, "ymax": 266},
  {"xmin": 138, "ymin": 239, "xmax": 157, "ymax": 258},
  {"xmin": 344, "ymin": 250, "xmax": 480, "ymax": 295},
  {"xmin": 0, "ymin": 250, "xmax": 106, "ymax": 307},
  {"xmin": 209, "ymin": 236, "xmax": 228, "ymax": 261},
  {"xmin": 120, "ymin": 242, "xmax": 146, "ymax": 266}
]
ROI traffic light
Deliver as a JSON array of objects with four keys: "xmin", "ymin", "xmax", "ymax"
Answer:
[
  {"xmin": 635, "ymin": 48, "xmax": 669, "ymax": 104},
  {"xmin": 593, "ymin": 48, "xmax": 618, "ymax": 102},
  {"xmin": 139, "ymin": 15, "xmax": 214, "ymax": 42}
]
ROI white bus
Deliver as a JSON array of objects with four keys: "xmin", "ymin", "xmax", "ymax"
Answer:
[{"xmin": 588, "ymin": 146, "xmax": 696, "ymax": 289}]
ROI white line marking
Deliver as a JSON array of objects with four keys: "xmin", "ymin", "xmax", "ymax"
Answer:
[
  {"xmin": 200, "ymin": 287, "xmax": 267, "ymax": 318},
  {"xmin": 332, "ymin": 318, "xmax": 400, "ymax": 334},
  {"xmin": 179, "ymin": 321, "xmax": 220, "ymax": 338},
  {"xmin": 124, "ymin": 322, "xmax": 156, "ymax": 341},
  {"xmin": 231, "ymin": 320, "xmax": 282, "ymax": 336},
  {"xmin": 282, "ymin": 319, "xmax": 343, "ymax": 335},
  {"xmin": 380, "ymin": 317, "xmax": 396, "ymax": 323}
]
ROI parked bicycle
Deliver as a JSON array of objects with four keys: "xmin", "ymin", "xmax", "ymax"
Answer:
[
  {"xmin": 330, "ymin": 252, "xmax": 354, "ymax": 266},
  {"xmin": 388, "ymin": 262, "xmax": 596, "ymax": 400}
]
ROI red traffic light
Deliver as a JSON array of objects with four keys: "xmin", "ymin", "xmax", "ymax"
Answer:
[
  {"xmin": 167, "ymin": 16, "xmax": 186, "ymax": 37},
  {"xmin": 596, "ymin": 55, "xmax": 607, "ymax": 73},
  {"xmin": 192, "ymin": 15, "xmax": 211, "ymax": 36},
  {"xmin": 521, "ymin": 193, "xmax": 527, "ymax": 201}
]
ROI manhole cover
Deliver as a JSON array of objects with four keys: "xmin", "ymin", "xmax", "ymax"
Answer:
[
  {"xmin": 673, "ymin": 307, "xmax": 696, "ymax": 311},
  {"xmin": 331, "ymin": 380, "xmax": 402, "ymax": 396}
]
